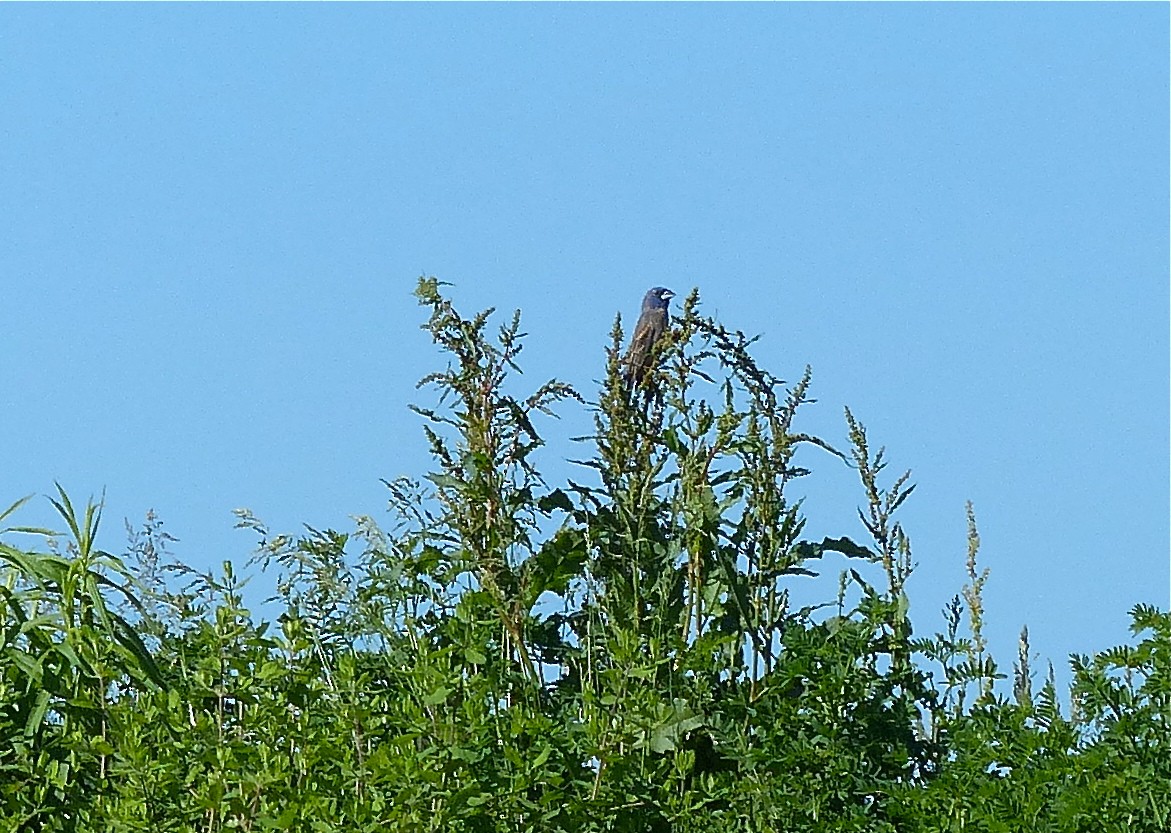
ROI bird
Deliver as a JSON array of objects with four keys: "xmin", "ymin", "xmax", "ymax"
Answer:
[{"xmin": 622, "ymin": 286, "xmax": 675, "ymax": 389}]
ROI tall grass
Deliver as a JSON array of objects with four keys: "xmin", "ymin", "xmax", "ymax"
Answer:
[{"xmin": 1, "ymin": 280, "xmax": 1166, "ymax": 832}]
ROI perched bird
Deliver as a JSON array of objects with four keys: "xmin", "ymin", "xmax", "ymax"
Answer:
[{"xmin": 622, "ymin": 286, "xmax": 675, "ymax": 389}]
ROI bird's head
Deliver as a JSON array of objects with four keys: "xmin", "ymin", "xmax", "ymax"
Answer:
[{"xmin": 643, "ymin": 286, "xmax": 675, "ymax": 312}]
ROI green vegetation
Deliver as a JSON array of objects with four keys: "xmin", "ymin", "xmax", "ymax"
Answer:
[{"xmin": 2, "ymin": 279, "xmax": 1167, "ymax": 832}]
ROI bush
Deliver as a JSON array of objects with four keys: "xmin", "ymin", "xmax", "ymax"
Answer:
[{"xmin": 1, "ymin": 279, "xmax": 1166, "ymax": 831}]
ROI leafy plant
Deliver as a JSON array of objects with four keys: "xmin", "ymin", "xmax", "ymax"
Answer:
[{"xmin": 1, "ymin": 281, "xmax": 1165, "ymax": 832}]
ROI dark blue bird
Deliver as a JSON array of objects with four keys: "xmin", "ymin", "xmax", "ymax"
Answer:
[{"xmin": 622, "ymin": 287, "xmax": 675, "ymax": 388}]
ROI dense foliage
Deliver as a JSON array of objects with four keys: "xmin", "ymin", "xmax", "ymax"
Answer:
[{"xmin": 2, "ymin": 280, "xmax": 1167, "ymax": 832}]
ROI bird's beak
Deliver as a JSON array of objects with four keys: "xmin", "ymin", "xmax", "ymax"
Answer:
[{"xmin": 664, "ymin": 290, "xmax": 675, "ymax": 300}]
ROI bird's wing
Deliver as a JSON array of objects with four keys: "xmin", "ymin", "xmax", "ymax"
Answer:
[{"xmin": 623, "ymin": 311, "xmax": 665, "ymax": 382}]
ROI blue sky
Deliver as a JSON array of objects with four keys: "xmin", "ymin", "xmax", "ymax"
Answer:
[{"xmin": 3, "ymin": 4, "xmax": 1167, "ymax": 690}]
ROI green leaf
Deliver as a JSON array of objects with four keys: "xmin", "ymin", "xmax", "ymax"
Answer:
[
  {"xmin": 537, "ymin": 489, "xmax": 573, "ymax": 514},
  {"xmin": 646, "ymin": 699, "xmax": 705, "ymax": 753},
  {"xmin": 465, "ymin": 647, "xmax": 487, "ymax": 665},
  {"xmin": 421, "ymin": 686, "xmax": 452, "ymax": 706},
  {"xmin": 24, "ymin": 690, "xmax": 51, "ymax": 738}
]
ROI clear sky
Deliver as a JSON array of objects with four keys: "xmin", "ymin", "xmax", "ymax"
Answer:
[{"xmin": 3, "ymin": 4, "xmax": 1167, "ymax": 691}]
